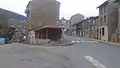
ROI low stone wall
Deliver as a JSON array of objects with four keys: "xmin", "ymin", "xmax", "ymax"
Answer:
[{"xmin": 36, "ymin": 39, "xmax": 50, "ymax": 45}]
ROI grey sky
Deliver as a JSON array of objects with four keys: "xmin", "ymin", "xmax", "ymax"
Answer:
[{"xmin": 0, "ymin": 0, "xmax": 106, "ymax": 19}]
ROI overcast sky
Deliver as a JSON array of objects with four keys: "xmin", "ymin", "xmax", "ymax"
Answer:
[{"xmin": 0, "ymin": 0, "xmax": 106, "ymax": 19}]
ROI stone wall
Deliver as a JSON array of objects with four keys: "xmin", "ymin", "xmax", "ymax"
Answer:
[
  {"xmin": 107, "ymin": 3, "xmax": 119, "ymax": 41},
  {"xmin": 27, "ymin": 0, "xmax": 60, "ymax": 29},
  {"xmin": 36, "ymin": 39, "xmax": 50, "ymax": 45}
]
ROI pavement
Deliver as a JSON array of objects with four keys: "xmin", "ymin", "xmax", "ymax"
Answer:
[
  {"xmin": 83, "ymin": 37, "xmax": 120, "ymax": 46},
  {"xmin": 0, "ymin": 36, "xmax": 120, "ymax": 68},
  {"xmin": 63, "ymin": 34, "xmax": 120, "ymax": 46}
]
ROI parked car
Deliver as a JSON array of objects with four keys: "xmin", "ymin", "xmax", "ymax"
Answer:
[
  {"xmin": 0, "ymin": 38, "xmax": 5, "ymax": 45},
  {"xmin": 5, "ymin": 38, "xmax": 10, "ymax": 44}
]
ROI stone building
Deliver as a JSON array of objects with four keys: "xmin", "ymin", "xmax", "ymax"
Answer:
[
  {"xmin": 76, "ymin": 19, "xmax": 88, "ymax": 37},
  {"xmin": 90, "ymin": 16, "xmax": 100, "ymax": 39},
  {"xmin": 25, "ymin": 0, "xmax": 62, "ymax": 44},
  {"xmin": 69, "ymin": 14, "xmax": 84, "ymax": 36},
  {"xmin": 97, "ymin": 1, "xmax": 118, "ymax": 41},
  {"xmin": 25, "ymin": 0, "xmax": 60, "ymax": 29},
  {"xmin": 76, "ymin": 17, "xmax": 96, "ymax": 38},
  {"xmin": 112, "ymin": 0, "xmax": 120, "ymax": 42}
]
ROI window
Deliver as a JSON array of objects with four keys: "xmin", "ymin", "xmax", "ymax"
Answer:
[
  {"xmin": 99, "ymin": 8, "xmax": 102, "ymax": 14},
  {"xmin": 103, "ymin": 6, "xmax": 106, "ymax": 13},
  {"xmin": 102, "ymin": 27, "xmax": 105, "ymax": 36},
  {"xmin": 93, "ymin": 20, "xmax": 95, "ymax": 24},
  {"xmin": 100, "ymin": 28, "xmax": 101, "ymax": 34},
  {"xmin": 104, "ymin": 15, "xmax": 106, "ymax": 22},
  {"xmin": 100, "ymin": 17, "xmax": 102, "ymax": 24}
]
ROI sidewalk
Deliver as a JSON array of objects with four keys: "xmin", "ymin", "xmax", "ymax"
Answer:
[
  {"xmin": 86, "ymin": 38, "xmax": 120, "ymax": 46},
  {"xmin": 64, "ymin": 34, "xmax": 120, "ymax": 46},
  {"xmin": 57, "ymin": 35, "xmax": 120, "ymax": 46}
]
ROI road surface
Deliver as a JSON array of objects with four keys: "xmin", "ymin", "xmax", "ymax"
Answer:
[
  {"xmin": 0, "ymin": 36, "xmax": 120, "ymax": 68},
  {"xmin": 0, "ymin": 43, "xmax": 75, "ymax": 68},
  {"xmin": 44, "ymin": 36, "xmax": 120, "ymax": 68}
]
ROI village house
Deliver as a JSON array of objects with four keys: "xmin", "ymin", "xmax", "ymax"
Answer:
[
  {"xmin": 76, "ymin": 0, "xmax": 120, "ymax": 42},
  {"xmin": 25, "ymin": 0, "xmax": 62, "ymax": 44},
  {"xmin": 76, "ymin": 17, "xmax": 97, "ymax": 38},
  {"xmin": 90, "ymin": 16, "xmax": 100, "ymax": 39},
  {"xmin": 69, "ymin": 14, "xmax": 84, "ymax": 36},
  {"xmin": 110, "ymin": 0, "xmax": 120, "ymax": 42},
  {"xmin": 97, "ymin": 0, "xmax": 118, "ymax": 41}
]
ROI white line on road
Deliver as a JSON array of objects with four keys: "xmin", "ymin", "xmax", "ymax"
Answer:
[
  {"xmin": 71, "ymin": 41, "xmax": 75, "ymax": 43},
  {"xmin": 84, "ymin": 56, "xmax": 107, "ymax": 68},
  {"xmin": 71, "ymin": 40, "xmax": 84, "ymax": 43},
  {"xmin": 71, "ymin": 40, "xmax": 98, "ymax": 44},
  {"xmin": 76, "ymin": 41, "xmax": 80, "ymax": 43}
]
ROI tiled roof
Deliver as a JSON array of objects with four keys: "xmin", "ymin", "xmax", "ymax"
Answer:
[
  {"xmin": 30, "ymin": 25, "xmax": 61, "ymax": 31},
  {"xmin": 97, "ymin": 1, "xmax": 109, "ymax": 8}
]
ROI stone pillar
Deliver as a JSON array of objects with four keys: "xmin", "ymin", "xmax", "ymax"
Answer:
[
  {"xmin": 46, "ymin": 29, "xmax": 48, "ymax": 39},
  {"xmin": 41, "ymin": 30, "xmax": 43, "ymax": 39}
]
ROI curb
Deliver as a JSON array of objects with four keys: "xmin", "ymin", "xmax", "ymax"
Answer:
[
  {"xmin": 52, "ymin": 42, "xmax": 74, "ymax": 46},
  {"xmin": 28, "ymin": 42, "xmax": 74, "ymax": 46}
]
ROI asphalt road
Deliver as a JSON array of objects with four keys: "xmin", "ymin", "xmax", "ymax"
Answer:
[
  {"xmin": 0, "ymin": 37, "xmax": 120, "ymax": 68},
  {"xmin": 0, "ymin": 43, "xmax": 76, "ymax": 68},
  {"xmin": 44, "ymin": 37, "xmax": 120, "ymax": 68}
]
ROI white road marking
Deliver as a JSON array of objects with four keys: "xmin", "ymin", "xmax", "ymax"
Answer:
[
  {"xmin": 84, "ymin": 56, "xmax": 107, "ymax": 68},
  {"xmin": 76, "ymin": 41, "xmax": 80, "ymax": 43},
  {"xmin": 71, "ymin": 41, "xmax": 75, "ymax": 43},
  {"xmin": 71, "ymin": 40, "xmax": 98, "ymax": 43}
]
